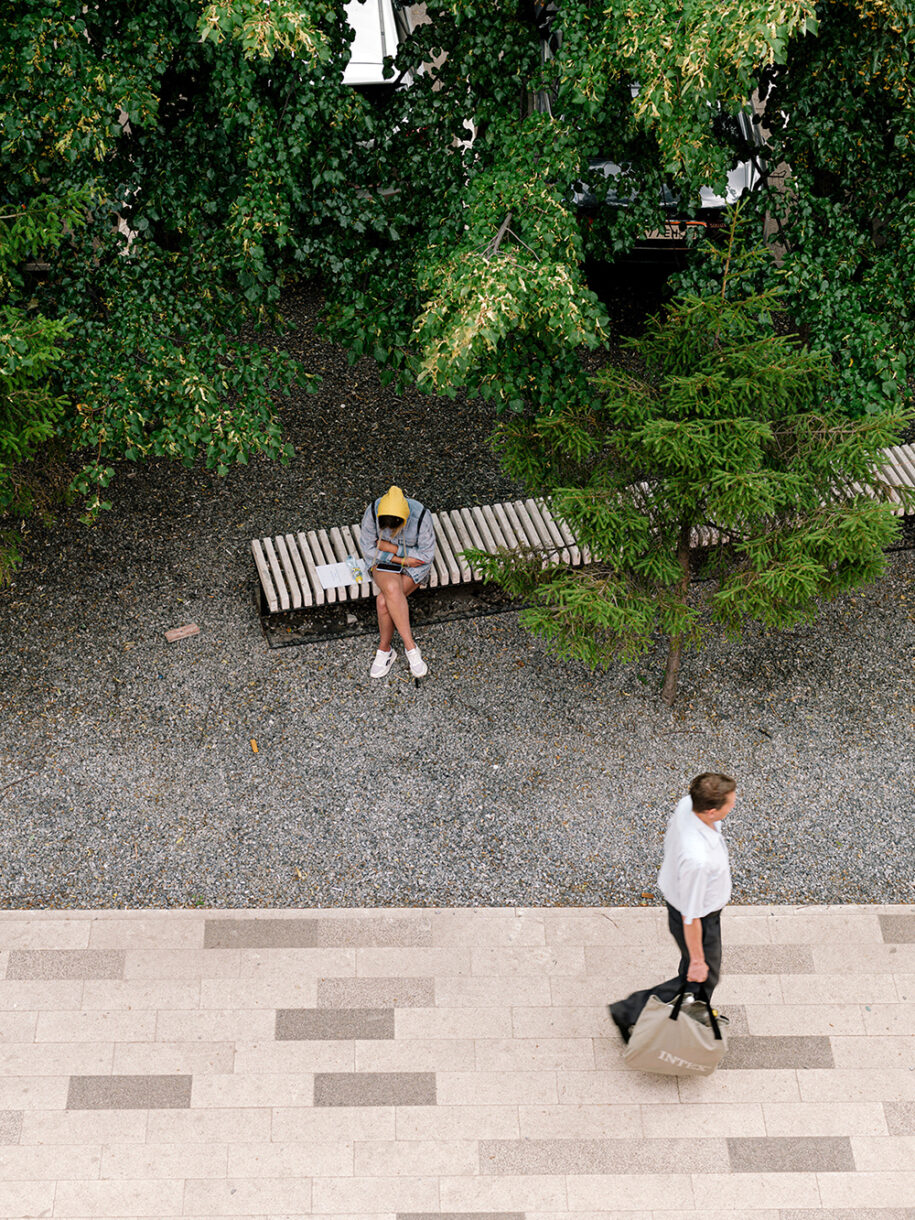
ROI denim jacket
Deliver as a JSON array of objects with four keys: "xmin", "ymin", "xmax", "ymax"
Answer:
[{"xmin": 359, "ymin": 496, "xmax": 436, "ymax": 585}]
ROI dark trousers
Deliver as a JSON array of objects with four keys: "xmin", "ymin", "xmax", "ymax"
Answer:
[{"xmin": 612, "ymin": 902, "xmax": 723, "ymax": 1031}]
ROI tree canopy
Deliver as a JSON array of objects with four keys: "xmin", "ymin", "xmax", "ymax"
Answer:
[
  {"xmin": 470, "ymin": 218, "xmax": 910, "ymax": 702},
  {"xmin": 1, "ymin": 0, "xmax": 913, "ymax": 581}
]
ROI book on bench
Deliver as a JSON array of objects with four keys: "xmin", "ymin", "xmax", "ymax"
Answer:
[{"xmin": 315, "ymin": 556, "xmax": 371, "ymax": 590}]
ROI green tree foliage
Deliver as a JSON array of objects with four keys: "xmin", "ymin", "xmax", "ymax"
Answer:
[
  {"xmin": 406, "ymin": 1, "xmax": 914, "ymax": 422},
  {"xmin": 753, "ymin": 0, "xmax": 915, "ymax": 417},
  {"xmin": 0, "ymin": 191, "xmax": 89, "ymax": 577},
  {"xmin": 469, "ymin": 225, "xmax": 911, "ymax": 703},
  {"xmin": 1, "ymin": 0, "xmax": 912, "ymax": 586},
  {"xmin": 1, "ymin": 0, "xmax": 346, "ymax": 551}
]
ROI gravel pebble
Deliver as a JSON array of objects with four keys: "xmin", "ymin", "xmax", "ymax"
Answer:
[{"xmin": 1, "ymin": 284, "xmax": 913, "ymax": 909}]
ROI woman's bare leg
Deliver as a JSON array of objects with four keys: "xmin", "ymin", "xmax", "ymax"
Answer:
[
  {"xmin": 374, "ymin": 571, "xmax": 418, "ymax": 651},
  {"xmin": 375, "ymin": 590, "xmax": 395, "ymax": 651}
]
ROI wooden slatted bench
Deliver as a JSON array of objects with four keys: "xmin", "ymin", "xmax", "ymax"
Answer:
[
  {"xmin": 251, "ymin": 443, "xmax": 915, "ymax": 616},
  {"xmin": 251, "ymin": 497, "xmax": 587, "ymax": 615}
]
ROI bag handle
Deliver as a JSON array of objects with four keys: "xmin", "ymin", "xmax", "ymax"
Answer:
[{"xmin": 670, "ymin": 979, "xmax": 724, "ymax": 1041}]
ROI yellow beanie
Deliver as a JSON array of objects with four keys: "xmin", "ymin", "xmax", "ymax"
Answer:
[{"xmin": 377, "ymin": 485, "xmax": 410, "ymax": 521}]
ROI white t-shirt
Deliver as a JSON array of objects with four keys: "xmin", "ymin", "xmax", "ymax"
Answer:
[{"xmin": 657, "ymin": 795, "xmax": 732, "ymax": 924}]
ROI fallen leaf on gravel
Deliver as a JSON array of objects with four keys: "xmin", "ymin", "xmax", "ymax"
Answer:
[{"xmin": 250, "ymin": 739, "xmax": 258, "ymax": 753}]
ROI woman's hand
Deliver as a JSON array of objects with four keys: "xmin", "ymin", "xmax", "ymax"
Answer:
[
  {"xmin": 377, "ymin": 540, "xmax": 398, "ymax": 555},
  {"xmin": 401, "ymin": 556, "xmax": 423, "ymax": 568}
]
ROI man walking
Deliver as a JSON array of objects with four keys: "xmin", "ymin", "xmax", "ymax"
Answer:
[{"xmin": 609, "ymin": 772, "xmax": 736, "ymax": 1043}]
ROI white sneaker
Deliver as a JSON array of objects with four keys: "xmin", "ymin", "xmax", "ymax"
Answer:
[
  {"xmin": 405, "ymin": 646, "xmax": 427, "ymax": 678},
  {"xmin": 370, "ymin": 648, "xmax": 396, "ymax": 678}
]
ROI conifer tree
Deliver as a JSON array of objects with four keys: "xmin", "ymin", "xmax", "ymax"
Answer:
[{"xmin": 471, "ymin": 218, "xmax": 912, "ymax": 704}]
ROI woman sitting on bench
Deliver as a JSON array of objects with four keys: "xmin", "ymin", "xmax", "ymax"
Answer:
[{"xmin": 360, "ymin": 485, "xmax": 436, "ymax": 679}]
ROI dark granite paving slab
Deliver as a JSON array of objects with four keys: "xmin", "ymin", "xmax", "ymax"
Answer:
[
  {"xmin": 884, "ymin": 1101, "xmax": 915, "ymax": 1134},
  {"xmin": 726, "ymin": 946, "xmax": 816, "ymax": 973},
  {"xmin": 0, "ymin": 1111, "xmax": 21, "ymax": 1143},
  {"xmin": 276, "ymin": 1008, "xmax": 394, "ymax": 1041},
  {"xmin": 204, "ymin": 916, "xmax": 433, "ymax": 949},
  {"xmin": 781, "ymin": 1211, "xmax": 915, "ymax": 1220},
  {"xmin": 879, "ymin": 913, "xmax": 915, "ymax": 943},
  {"xmin": 204, "ymin": 918, "xmax": 321, "ymax": 948},
  {"xmin": 479, "ymin": 1137, "xmax": 723, "ymax": 1175},
  {"xmin": 727, "ymin": 1136, "xmax": 854, "ymax": 1172},
  {"xmin": 317, "ymin": 977, "xmax": 435, "ymax": 1008},
  {"xmin": 314, "ymin": 1072, "xmax": 436, "ymax": 1107},
  {"xmin": 720, "ymin": 1035, "xmax": 834, "ymax": 1069},
  {"xmin": 66, "ymin": 1074, "xmax": 192, "ymax": 1110},
  {"xmin": 6, "ymin": 950, "xmax": 124, "ymax": 980}
]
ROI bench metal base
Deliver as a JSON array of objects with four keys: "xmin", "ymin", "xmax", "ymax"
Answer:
[{"xmin": 256, "ymin": 579, "xmax": 524, "ymax": 649}]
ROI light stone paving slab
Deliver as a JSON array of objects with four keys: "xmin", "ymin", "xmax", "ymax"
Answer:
[
  {"xmin": 111, "ymin": 1039, "xmax": 235, "ymax": 1075},
  {"xmin": 0, "ymin": 1074, "xmax": 70, "ymax": 1110},
  {"xmin": 761, "ymin": 1101, "xmax": 890, "ymax": 1137},
  {"xmin": 0, "ymin": 979, "xmax": 83, "ymax": 1010},
  {"xmin": 744, "ymin": 1004, "xmax": 867, "ymax": 1036},
  {"xmin": 394, "ymin": 1105, "xmax": 521, "ymax": 1141},
  {"xmin": 0, "ymin": 920, "xmax": 92, "ymax": 950},
  {"xmin": 190, "ymin": 1071, "xmax": 313, "ymax": 1109},
  {"xmin": 849, "ymin": 1135, "xmax": 915, "ymax": 1172},
  {"xmin": 394, "ymin": 1007, "xmax": 513, "ymax": 1040},
  {"xmin": 0, "ymin": 904, "xmax": 911, "ymax": 1220},
  {"xmin": 199, "ymin": 976, "xmax": 317, "ymax": 1009},
  {"xmin": 0, "ymin": 1012, "xmax": 37, "ymax": 1042}
]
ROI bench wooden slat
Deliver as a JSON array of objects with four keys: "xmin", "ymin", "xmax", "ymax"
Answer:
[
  {"xmin": 425, "ymin": 525, "xmax": 446, "ymax": 588},
  {"xmin": 480, "ymin": 504, "xmax": 509, "ymax": 552},
  {"xmin": 432, "ymin": 514, "xmax": 461, "ymax": 584},
  {"xmin": 531, "ymin": 498, "xmax": 571, "ymax": 564},
  {"xmin": 521, "ymin": 499, "xmax": 557, "ymax": 554},
  {"xmin": 296, "ymin": 531, "xmax": 325, "ymax": 606},
  {"xmin": 274, "ymin": 534, "xmax": 302, "ymax": 610},
  {"xmin": 328, "ymin": 526, "xmax": 360, "ymax": 603},
  {"xmin": 440, "ymin": 511, "xmax": 473, "ymax": 581},
  {"xmin": 513, "ymin": 500, "xmax": 556, "ymax": 568},
  {"xmin": 262, "ymin": 537, "xmax": 290, "ymax": 611},
  {"xmin": 470, "ymin": 506, "xmax": 500, "ymax": 556},
  {"xmin": 340, "ymin": 526, "xmax": 372, "ymax": 598},
  {"xmin": 491, "ymin": 501, "xmax": 521, "ymax": 551},
  {"xmin": 284, "ymin": 534, "xmax": 313, "ymax": 607},
  {"xmin": 454, "ymin": 509, "xmax": 485, "ymax": 580},
  {"xmin": 504, "ymin": 501, "xmax": 544, "ymax": 567},
  {"xmin": 884, "ymin": 445, "xmax": 915, "ymax": 498},
  {"xmin": 318, "ymin": 528, "xmax": 346, "ymax": 603},
  {"xmin": 546, "ymin": 504, "xmax": 581, "ymax": 566},
  {"xmin": 251, "ymin": 539, "xmax": 280, "ymax": 613},
  {"xmin": 307, "ymin": 530, "xmax": 336, "ymax": 604}
]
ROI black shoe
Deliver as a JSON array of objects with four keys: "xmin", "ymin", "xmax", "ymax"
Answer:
[{"xmin": 608, "ymin": 1003, "xmax": 631, "ymax": 1045}]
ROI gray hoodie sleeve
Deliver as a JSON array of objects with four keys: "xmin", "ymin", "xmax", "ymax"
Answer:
[
  {"xmin": 360, "ymin": 502, "xmax": 379, "ymax": 567},
  {"xmin": 412, "ymin": 507, "xmax": 436, "ymax": 565}
]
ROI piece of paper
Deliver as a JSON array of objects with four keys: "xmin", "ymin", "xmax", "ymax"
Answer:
[{"xmin": 315, "ymin": 560, "xmax": 370, "ymax": 590}]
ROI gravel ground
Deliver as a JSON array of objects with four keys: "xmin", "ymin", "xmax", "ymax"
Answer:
[{"xmin": 1, "ymin": 282, "xmax": 913, "ymax": 909}]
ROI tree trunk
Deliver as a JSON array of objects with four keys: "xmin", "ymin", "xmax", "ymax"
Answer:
[{"xmin": 661, "ymin": 523, "xmax": 692, "ymax": 707}]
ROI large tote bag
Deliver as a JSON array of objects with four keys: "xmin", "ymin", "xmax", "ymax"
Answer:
[{"xmin": 622, "ymin": 982, "xmax": 727, "ymax": 1077}]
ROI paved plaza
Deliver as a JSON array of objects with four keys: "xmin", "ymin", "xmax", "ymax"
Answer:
[{"xmin": 0, "ymin": 904, "xmax": 913, "ymax": 1218}]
